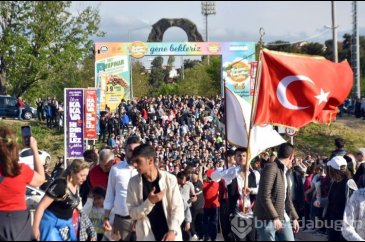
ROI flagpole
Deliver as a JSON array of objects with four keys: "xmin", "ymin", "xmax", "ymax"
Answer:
[
  {"xmin": 242, "ymin": 28, "xmax": 265, "ymax": 214},
  {"xmin": 224, "ymin": 80, "xmax": 229, "ymax": 169}
]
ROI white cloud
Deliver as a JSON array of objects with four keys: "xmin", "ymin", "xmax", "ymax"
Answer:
[{"xmin": 73, "ymin": 1, "xmax": 365, "ymax": 44}]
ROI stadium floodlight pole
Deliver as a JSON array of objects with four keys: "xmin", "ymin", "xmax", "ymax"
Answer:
[
  {"xmin": 325, "ymin": 1, "xmax": 338, "ymax": 63},
  {"xmin": 201, "ymin": 1, "xmax": 216, "ymax": 65},
  {"xmin": 352, "ymin": 1, "xmax": 361, "ymax": 98},
  {"xmin": 331, "ymin": 1, "xmax": 338, "ymax": 63}
]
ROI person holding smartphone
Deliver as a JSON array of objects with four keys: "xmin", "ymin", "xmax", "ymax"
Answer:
[{"xmin": 0, "ymin": 125, "xmax": 45, "ymax": 240}]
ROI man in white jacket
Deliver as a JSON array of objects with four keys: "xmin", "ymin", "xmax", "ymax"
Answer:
[
  {"xmin": 127, "ymin": 144, "xmax": 184, "ymax": 241},
  {"xmin": 342, "ymin": 188, "xmax": 365, "ymax": 241}
]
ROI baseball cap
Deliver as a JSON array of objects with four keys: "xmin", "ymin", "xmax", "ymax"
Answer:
[{"xmin": 327, "ymin": 156, "xmax": 347, "ymax": 170}]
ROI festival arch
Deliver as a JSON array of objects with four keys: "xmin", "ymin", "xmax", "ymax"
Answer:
[{"xmin": 95, "ymin": 41, "xmax": 256, "ymax": 112}]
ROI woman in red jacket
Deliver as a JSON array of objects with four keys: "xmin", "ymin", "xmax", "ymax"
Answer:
[{"xmin": 0, "ymin": 126, "xmax": 45, "ymax": 240}]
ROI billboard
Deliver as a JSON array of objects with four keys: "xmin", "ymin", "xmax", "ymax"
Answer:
[
  {"xmin": 65, "ymin": 89, "xmax": 84, "ymax": 159},
  {"xmin": 95, "ymin": 41, "xmax": 256, "ymax": 111},
  {"xmin": 84, "ymin": 89, "xmax": 97, "ymax": 140}
]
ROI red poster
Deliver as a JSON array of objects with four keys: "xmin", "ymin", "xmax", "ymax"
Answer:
[{"xmin": 84, "ymin": 89, "xmax": 98, "ymax": 139}]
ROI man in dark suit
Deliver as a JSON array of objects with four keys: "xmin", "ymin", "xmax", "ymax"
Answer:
[{"xmin": 254, "ymin": 143, "xmax": 300, "ymax": 241}]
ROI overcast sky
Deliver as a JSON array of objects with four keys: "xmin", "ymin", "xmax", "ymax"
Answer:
[{"xmin": 72, "ymin": 1, "xmax": 365, "ymax": 44}]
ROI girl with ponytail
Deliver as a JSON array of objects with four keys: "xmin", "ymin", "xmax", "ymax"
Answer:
[{"xmin": 33, "ymin": 159, "xmax": 90, "ymax": 241}]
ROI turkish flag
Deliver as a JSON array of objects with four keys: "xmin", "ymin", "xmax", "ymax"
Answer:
[{"xmin": 254, "ymin": 49, "xmax": 353, "ymax": 129}]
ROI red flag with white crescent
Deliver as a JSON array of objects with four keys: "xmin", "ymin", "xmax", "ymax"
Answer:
[{"xmin": 254, "ymin": 49, "xmax": 353, "ymax": 129}]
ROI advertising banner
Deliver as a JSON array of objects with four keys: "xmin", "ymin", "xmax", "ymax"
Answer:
[
  {"xmin": 84, "ymin": 89, "xmax": 97, "ymax": 139},
  {"xmin": 95, "ymin": 41, "xmax": 256, "ymax": 105},
  {"xmin": 65, "ymin": 89, "xmax": 84, "ymax": 159},
  {"xmin": 95, "ymin": 46, "xmax": 130, "ymax": 112}
]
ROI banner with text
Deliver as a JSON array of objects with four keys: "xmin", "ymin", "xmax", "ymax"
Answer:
[
  {"xmin": 95, "ymin": 53, "xmax": 130, "ymax": 112},
  {"xmin": 84, "ymin": 89, "xmax": 97, "ymax": 139},
  {"xmin": 95, "ymin": 42, "xmax": 256, "ymax": 105},
  {"xmin": 66, "ymin": 89, "xmax": 84, "ymax": 159}
]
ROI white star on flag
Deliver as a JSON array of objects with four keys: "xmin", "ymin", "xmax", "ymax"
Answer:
[{"xmin": 315, "ymin": 88, "xmax": 330, "ymax": 105}]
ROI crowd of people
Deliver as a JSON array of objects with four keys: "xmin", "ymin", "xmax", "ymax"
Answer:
[
  {"xmin": 340, "ymin": 97, "xmax": 365, "ymax": 119},
  {"xmin": 98, "ymin": 95, "xmax": 225, "ymax": 172},
  {"xmin": 34, "ymin": 97, "xmax": 64, "ymax": 129},
  {"xmin": 0, "ymin": 94, "xmax": 365, "ymax": 241}
]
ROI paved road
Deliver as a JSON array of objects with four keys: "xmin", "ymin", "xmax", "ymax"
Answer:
[{"xmin": 214, "ymin": 231, "xmax": 328, "ymax": 241}]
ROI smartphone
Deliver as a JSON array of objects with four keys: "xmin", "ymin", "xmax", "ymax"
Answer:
[{"xmin": 21, "ymin": 125, "xmax": 32, "ymax": 147}]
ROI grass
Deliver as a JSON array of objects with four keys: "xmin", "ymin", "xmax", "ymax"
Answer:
[
  {"xmin": 0, "ymin": 119, "xmax": 64, "ymax": 165},
  {"xmin": 295, "ymin": 117, "xmax": 365, "ymax": 157}
]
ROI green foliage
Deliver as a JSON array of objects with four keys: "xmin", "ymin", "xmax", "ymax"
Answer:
[
  {"xmin": 0, "ymin": 120, "xmax": 64, "ymax": 162},
  {"xmin": 266, "ymin": 41, "xmax": 299, "ymax": 53},
  {"xmin": 167, "ymin": 56, "xmax": 175, "ymax": 66},
  {"xmin": 299, "ymin": 42, "xmax": 325, "ymax": 56},
  {"xmin": 132, "ymin": 61, "xmax": 152, "ymax": 98},
  {"xmin": 0, "ymin": 1, "xmax": 104, "ymax": 102},
  {"xmin": 176, "ymin": 59, "xmax": 220, "ymax": 97},
  {"xmin": 183, "ymin": 59, "xmax": 200, "ymax": 69},
  {"xmin": 206, "ymin": 56, "xmax": 222, "ymax": 95},
  {"xmin": 158, "ymin": 83, "xmax": 178, "ymax": 96},
  {"xmin": 149, "ymin": 56, "xmax": 165, "ymax": 88}
]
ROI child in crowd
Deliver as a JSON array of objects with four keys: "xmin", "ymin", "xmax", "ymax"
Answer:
[{"xmin": 83, "ymin": 187, "xmax": 107, "ymax": 241}]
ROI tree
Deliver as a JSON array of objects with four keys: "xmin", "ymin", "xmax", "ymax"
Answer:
[
  {"xmin": 266, "ymin": 40, "xmax": 299, "ymax": 53},
  {"xmin": 0, "ymin": 1, "xmax": 104, "ymax": 99},
  {"xmin": 299, "ymin": 42, "xmax": 325, "ymax": 56},
  {"xmin": 177, "ymin": 59, "xmax": 220, "ymax": 97},
  {"xmin": 158, "ymin": 83, "xmax": 178, "ymax": 95},
  {"xmin": 206, "ymin": 56, "xmax": 222, "ymax": 96},
  {"xmin": 167, "ymin": 56, "xmax": 175, "ymax": 66},
  {"xmin": 132, "ymin": 61, "xmax": 152, "ymax": 98},
  {"xmin": 184, "ymin": 59, "xmax": 200, "ymax": 69},
  {"xmin": 164, "ymin": 55, "xmax": 176, "ymax": 83},
  {"xmin": 149, "ymin": 56, "xmax": 164, "ymax": 88}
]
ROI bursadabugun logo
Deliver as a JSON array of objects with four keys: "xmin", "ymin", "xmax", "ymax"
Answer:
[{"xmin": 231, "ymin": 213, "xmax": 254, "ymax": 239}]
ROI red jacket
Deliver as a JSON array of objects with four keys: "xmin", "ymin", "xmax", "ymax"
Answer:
[
  {"xmin": 17, "ymin": 99, "xmax": 24, "ymax": 108},
  {"xmin": 89, "ymin": 165, "xmax": 109, "ymax": 190},
  {"xmin": 203, "ymin": 180, "xmax": 220, "ymax": 209}
]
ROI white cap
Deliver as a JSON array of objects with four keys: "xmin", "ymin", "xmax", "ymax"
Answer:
[{"xmin": 327, "ymin": 156, "xmax": 347, "ymax": 171}]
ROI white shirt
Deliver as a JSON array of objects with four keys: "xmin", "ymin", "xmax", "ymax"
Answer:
[
  {"xmin": 104, "ymin": 160, "xmax": 138, "ymax": 216},
  {"xmin": 236, "ymin": 174, "xmax": 254, "ymax": 209},
  {"xmin": 211, "ymin": 166, "xmax": 260, "ymax": 209},
  {"xmin": 211, "ymin": 166, "xmax": 260, "ymax": 190}
]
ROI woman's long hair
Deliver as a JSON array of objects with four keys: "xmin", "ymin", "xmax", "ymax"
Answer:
[
  {"xmin": 52, "ymin": 159, "xmax": 89, "ymax": 202},
  {"xmin": 0, "ymin": 126, "xmax": 21, "ymax": 177},
  {"xmin": 328, "ymin": 165, "xmax": 351, "ymax": 182},
  {"xmin": 62, "ymin": 159, "xmax": 89, "ymax": 181}
]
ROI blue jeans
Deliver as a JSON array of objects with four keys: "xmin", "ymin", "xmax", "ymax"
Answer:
[
  {"xmin": 18, "ymin": 108, "xmax": 23, "ymax": 119},
  {"xmin": 256, "ymin": 220, "xmax": 295, "ymax": 241}
]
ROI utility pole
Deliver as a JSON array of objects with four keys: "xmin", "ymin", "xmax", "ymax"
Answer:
[
  {"xmin": 331, "ymin": 1, "xmax": 338, "ymax": 63},
  {"xmin": 352, "ymin": 1, "xmax": 361, "ymax": 98},
  {"xmin": 201, "ymin": 1, "xmax": 216, "ymax": 65}
]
